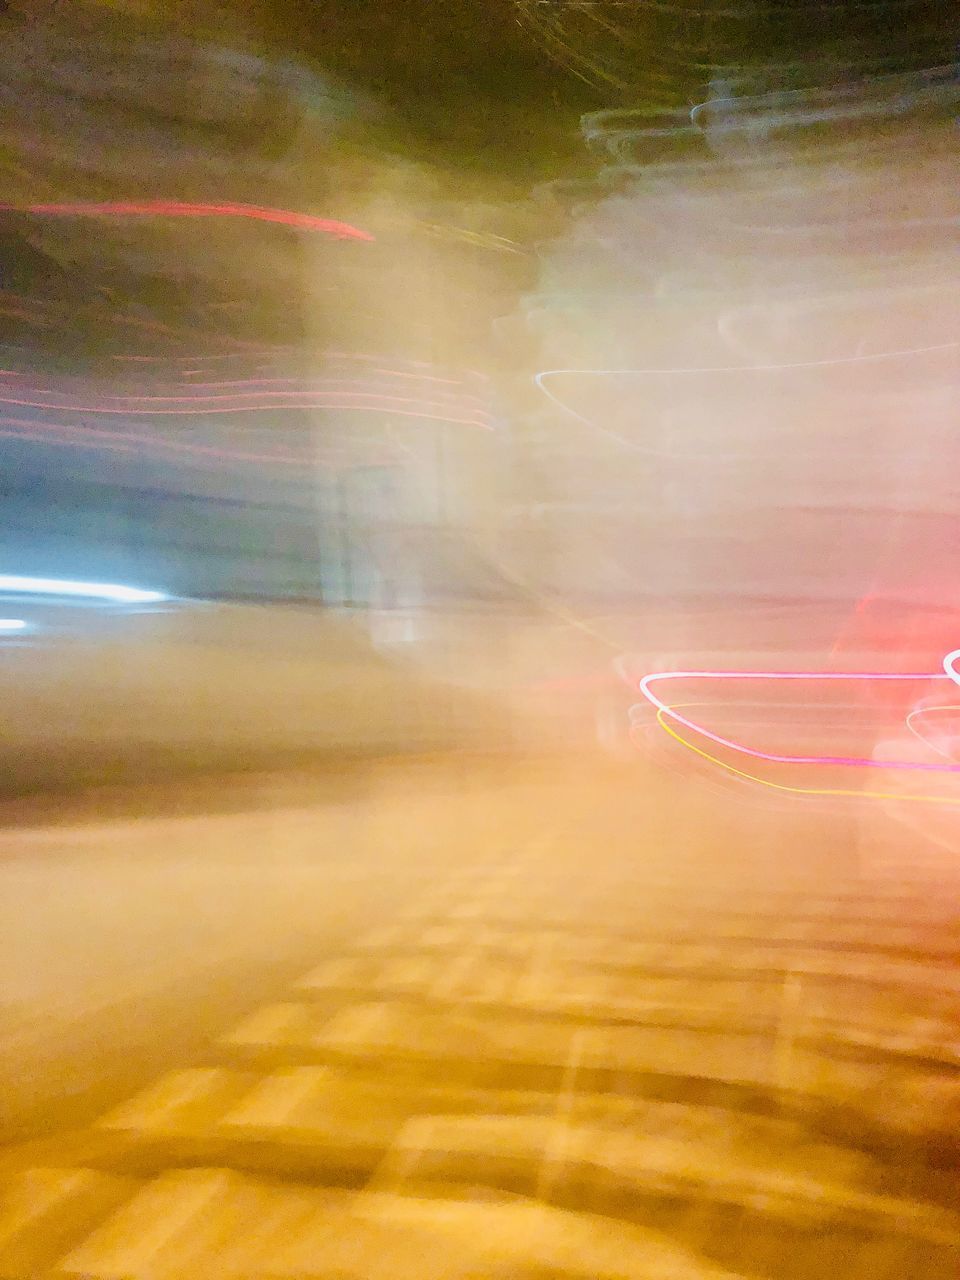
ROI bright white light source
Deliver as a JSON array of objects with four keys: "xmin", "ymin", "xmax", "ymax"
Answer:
[
  {"xmin": 0, "ymin": 575, "xmax": 167, "ymax": 604},
  {"xmin": 0, "ymin": 618, "xmax": 27, "ymax": 631}
]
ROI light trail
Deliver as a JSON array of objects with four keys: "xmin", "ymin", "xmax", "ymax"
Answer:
[
  {"xmin": 0, "ymin": 352, "xmax": 496, "ymax": 471},
  {"xmin": 0, "ymin": 414, "xmax": 306, "ymax": 466},
  {"xmin": 904, "ymin": 704, "xmax": 960, "ymax": 762},
  {"xmin": 0, "ymin": 200, "xmax": 374, "ymax": 241},
  {"xmin": 654, "ymin": 707, "xmax": 960, "ymax": 807},
  {"xmin": 943, "ymin": 648, "xmax": 960, "ymax": 687},
  {"xmin": 0, "ymin": 415, "xmax": 401, "ymax": 472},
  {"xmin": 0, "ymin": 390, "xmax": 491, "ymax": 424},
  {"xmin": 0, "ymin": 575, "xmax": 167, "ymax": 603},
  {"xmin": 635, "ymin": 668, "xmax": 960, "ymax": 773},
  {"xmin": 0, "ymin": 366, "xmax": 493, "ymax": 429},
  {"xmin": 537, "ymin": 338, "xmax": 960, "ymax": 387},
  {"xmin": 534, "ymin": 342, "xmax": 960, "ymax": 457}
]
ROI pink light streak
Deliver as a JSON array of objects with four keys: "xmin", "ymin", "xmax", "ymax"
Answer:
[
  {"xmin": 635, "ymin": 668, "xmax": 960, "ymax": 774},
  {"xmin": 0, "ymin": 387, "xmax": 493, "ymax": 428},
  {"xmin": 943, "ymin": 648, "xmax": 960, "ymax": 687},
  {"xmin": 0, "ymin": 414, "xmax": 400, "ymax": 472},
  {"xmin": 0, "ymin": 200, "xmax": 374, "ymax": 241}
]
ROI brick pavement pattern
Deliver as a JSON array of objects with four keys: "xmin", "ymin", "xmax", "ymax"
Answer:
[{"xmin": 1, "ymin": 791, "xmax": 959, "ymax": 1277}]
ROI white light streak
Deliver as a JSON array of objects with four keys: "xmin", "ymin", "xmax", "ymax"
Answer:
[{"xmin": 0, "ymin": 575, "xmax": 167, "ymax": 604}]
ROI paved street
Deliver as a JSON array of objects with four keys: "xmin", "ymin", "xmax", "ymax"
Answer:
[{"xmin": 0, "ymin": 756, "xmax": 958, "ymax": 1277}]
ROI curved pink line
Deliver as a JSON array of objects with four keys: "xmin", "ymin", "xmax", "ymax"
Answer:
[
  {"xmin": 636, "ymin": 669, "xmax": 960, "ymax": 774},
  {"xmin": 0, "ymin": 200, "xmax": 373, "ymax": 241}
]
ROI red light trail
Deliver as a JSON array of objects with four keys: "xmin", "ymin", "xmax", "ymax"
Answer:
[{"xmin": 0, "ymin": 200, "xmax": 374, "ymax": 241}]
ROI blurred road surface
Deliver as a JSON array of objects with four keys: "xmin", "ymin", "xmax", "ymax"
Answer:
[{"xmin": 0, "ymin": 755, "xmax": 958, "ymax": 1278}]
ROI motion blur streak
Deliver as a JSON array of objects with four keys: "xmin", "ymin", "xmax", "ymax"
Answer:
[
  {"xmin": 0, "ymin": 392, "xmax": 493, "ymax": 425},
  {"xmin": 636, "ymin": 668, "xmax": 960, "ymax": 772},
  {"xmin": 2, "ymin": 1, "xmax": 960, "ymax": 1275},
  {"xmin": 0, "ymin": 575, "xmax": 167, "ymax": 603},
  {"xmin": 0, "ymin": 415, "xmax": 306, "ymax": 467},
  {"xmin": 534, "ymin": 344, "xmax": 960, "ymax": 457},
  {"xmin": 653, "ymin": 707, "xmax": 960, "ymax": 807},
  {"xmin": 0, "ymin": 200, "xmax": 374, "ymax": 241},
  {"xmin": 943, "ymin": 648, "xmax": 960, "ymax": 687},
  {"xmin": 905, "ymin": 705, "xmax": 960, "ymax": 761}
]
